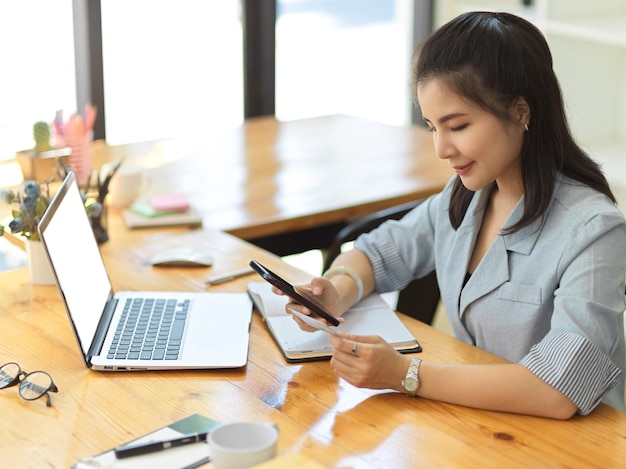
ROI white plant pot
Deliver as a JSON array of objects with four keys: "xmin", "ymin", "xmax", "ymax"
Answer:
[{"xmin": 25, "ymin": 240, "xmax": 56, "ymax": 285}]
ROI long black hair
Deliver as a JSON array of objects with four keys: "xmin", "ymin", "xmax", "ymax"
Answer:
[{"xmin": 412, "ymin": 11, "xmax": 615, "ymax": 232}]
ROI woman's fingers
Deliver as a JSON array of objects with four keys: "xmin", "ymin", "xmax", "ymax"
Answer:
[
  {"xmin": 329, "ymin": 334, "xmax": 407, "ymax": 390},
  {"xmin": 330, "ymin": 333, "xmax": 366, "ymax": 359}
]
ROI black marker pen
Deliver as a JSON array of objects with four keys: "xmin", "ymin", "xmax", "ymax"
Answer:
[{"xmin": 114, "ymin": 432, "xmax": 208, "ymax": 459}]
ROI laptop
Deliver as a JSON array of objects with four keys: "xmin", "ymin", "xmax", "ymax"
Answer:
[{"xmin": 38, "ymin": 171, "xmax": 253, "ymax": 371}]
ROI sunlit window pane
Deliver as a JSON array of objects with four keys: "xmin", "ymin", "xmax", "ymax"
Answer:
[
  {"xmin": 276, "ymin": 0, "xmax": 414, "ymax": 126},
  {"xmin": 0, "ymin": 0, "xmax": 76, "ymax": 160},
  {"xmin": 101, "ymin": 0, "xmax": 243, "ymax": 145}
]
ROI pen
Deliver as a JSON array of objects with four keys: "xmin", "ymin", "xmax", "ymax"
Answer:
[
  {"xmin": 114, "ymin": 432, "xmax": 208, "ymax": 459},
  {"xmin": 205, "ymin": 267, "xmax": 255, "ymax": 285}
]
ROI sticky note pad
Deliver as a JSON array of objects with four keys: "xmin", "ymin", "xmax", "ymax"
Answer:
[{"xmin": 148, "ymin": 194, "xmax": 190, "ymax": 212}]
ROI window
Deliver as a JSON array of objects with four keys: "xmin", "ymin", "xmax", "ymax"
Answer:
[
  {"xmin": 0, "ymin": 0, "xmax": 76, "ymax": 160},
  {"xmin": 100, "ymin": 0, "xmax": 243, "ymax": 145},
  {"xmin": 276, "ymin": 0, "xmax": 415, "ymax": 126},
  {"xmin": 0, "ymin": 1, "xmax": 425, "ymax": 154}
]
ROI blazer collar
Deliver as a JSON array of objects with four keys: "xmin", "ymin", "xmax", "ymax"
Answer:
[
  {"xmin": 502, "ymin": 175, "xmax": 563, "ymax": 254},
  {"xmin": 453, "ymin": 176, "xmax": 562, "ymax": 317}
]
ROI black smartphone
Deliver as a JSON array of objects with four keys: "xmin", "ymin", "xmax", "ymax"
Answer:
[{"xmin": 249, "ymin": 260, "xmax": 341, "ymax": 326}]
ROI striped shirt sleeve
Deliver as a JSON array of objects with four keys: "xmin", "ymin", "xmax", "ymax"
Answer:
[
  {"xmin": 361, "ymin": 230, "xmax": 414, "ymax": 292},
  {"xmin": 519, "ymin": 329, "xmax": 622, "ymax": 415}
]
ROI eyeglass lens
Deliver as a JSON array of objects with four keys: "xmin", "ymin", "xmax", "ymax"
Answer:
[
  {"xmin": 0, "ymin": 362, "xmax": 57, "ymax": 406},
  {"xmin": 0, "ymin": 362, "xmax": 20, "ymax": 386}
]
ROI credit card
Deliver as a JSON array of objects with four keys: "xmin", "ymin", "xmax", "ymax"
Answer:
[{"xmin": 288, "ymin": 309, "xmax": 340, "ymax": 335}]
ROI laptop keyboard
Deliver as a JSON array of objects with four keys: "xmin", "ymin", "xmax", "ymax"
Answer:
[{"xmin": 107, "ymin": 297, "xmax": 190, "ymax": 361}]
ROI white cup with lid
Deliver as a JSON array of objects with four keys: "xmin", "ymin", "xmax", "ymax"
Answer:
[
  {"xmin": 208, "ymin": 421, "xmax": 278, "ymax": 469},
  {"xmin": 100, "ymin": 162, "xmax": 143, "ymax": 208}
]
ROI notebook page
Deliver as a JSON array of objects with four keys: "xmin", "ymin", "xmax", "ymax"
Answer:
[{"xmin": 247, "ymin": 281, "xmax": 290, "ymax": 318}]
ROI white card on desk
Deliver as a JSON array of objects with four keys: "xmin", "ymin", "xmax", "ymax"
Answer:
[{"xmin": 288, "ymin": 309, "xmax": 340, "ymax": 335}]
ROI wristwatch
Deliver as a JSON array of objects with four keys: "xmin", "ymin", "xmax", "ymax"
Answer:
[{"xmin": 401, "ymin": 358, "xmax": 422, "ymax": 396}]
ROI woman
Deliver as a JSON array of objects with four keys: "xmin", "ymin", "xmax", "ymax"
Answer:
[{"xmin": 282, "ymin": 11, "xmax": 626, "ymax": 419}]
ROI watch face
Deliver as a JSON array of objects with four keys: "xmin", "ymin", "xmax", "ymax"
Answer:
[{"xmin": 403, "ymin": 377, "xmax": 418, "ymax": 392}]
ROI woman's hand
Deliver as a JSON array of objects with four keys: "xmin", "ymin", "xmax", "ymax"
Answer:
[
  {"xmin": 272, "ymin": 276, "xmax": 345, "ymax": 331},
  {"xmin": 329, "ymin": 332, "xmax": 410, "ymax": 391}
]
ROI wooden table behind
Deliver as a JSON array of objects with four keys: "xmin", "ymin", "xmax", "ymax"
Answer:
[
  {"xmin": 2, "ymin": 227, "xmax": 626, "ymax": 468},
  {"xmin": 92, "ymin": 115, "xmax": 452, "ymax": 253}
]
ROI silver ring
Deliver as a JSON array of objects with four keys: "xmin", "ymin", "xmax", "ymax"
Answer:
[{"xmin": 351, "ymin": 340, "xmax": 358, "ymax": 355}]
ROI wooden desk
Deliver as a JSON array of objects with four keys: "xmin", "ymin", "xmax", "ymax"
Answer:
[
  {"xmin": 92, "ymin": 115, "xmax": 452, "ymax": 255},
  {"xmin": 2, "ymin": 228, "xmax": 626, "ymax": 468}
]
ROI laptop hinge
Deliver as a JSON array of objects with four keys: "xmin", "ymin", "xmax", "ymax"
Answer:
[{"xmin": 88, "ymin": 295, "xmax": 118, "ymax": 358}]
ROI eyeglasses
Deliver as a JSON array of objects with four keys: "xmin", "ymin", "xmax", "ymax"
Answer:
[{"xmin": 0, "ymin": 362, "xmax": 58, "ymax": 407}]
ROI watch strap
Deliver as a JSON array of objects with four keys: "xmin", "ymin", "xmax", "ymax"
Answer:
[{"xmin": 402, "ymin": 357, "xmax": 422, "ymax": 397}]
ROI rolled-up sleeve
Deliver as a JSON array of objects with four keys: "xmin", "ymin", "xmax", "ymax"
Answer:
[
  {"xmin": 355, "ymin": 194, "xmax": 441, "ymax": 293},
  {"xmin": 520, "ymin": 329, "xmax": 622, "ymax": 415},
  {"xmin": 535, "ymin": 208, "xmax": 626, "ymax": 413}
]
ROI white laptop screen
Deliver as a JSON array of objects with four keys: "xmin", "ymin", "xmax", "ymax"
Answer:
[{"xmin": 40, "ymin": 174, "xmax": 112, "ymax": 356}]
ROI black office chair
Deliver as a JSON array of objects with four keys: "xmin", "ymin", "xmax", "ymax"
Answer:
[{"xmin": 321, "ymin": 200, "xmax": 440, "ymax": 324}]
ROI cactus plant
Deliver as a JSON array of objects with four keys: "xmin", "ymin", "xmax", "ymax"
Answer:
[{"xmin": 33, "ymin": 121, "xmax": 53, "ymax": 153}]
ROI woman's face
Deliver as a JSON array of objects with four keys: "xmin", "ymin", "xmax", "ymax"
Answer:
[{"xmin": 417, "ymin": 79, "xmax": 526, "ymax": 193}]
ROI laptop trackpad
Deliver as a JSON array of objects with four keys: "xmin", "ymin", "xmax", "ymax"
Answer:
[{"xmin": 183, "ymin": 294, "xmax": 252, "ymax": 363}]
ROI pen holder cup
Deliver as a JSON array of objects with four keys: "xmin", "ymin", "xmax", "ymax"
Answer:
[{"xmin": 85, "ymin": 194, "xmax": 109, "ymax": 244}]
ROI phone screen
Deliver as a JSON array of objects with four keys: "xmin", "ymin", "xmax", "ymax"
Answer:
[{"xmin": 249, "ymin": 260, "xmax": 340, "ymax": 326}]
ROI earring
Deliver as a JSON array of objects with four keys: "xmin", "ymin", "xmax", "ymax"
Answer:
[{"xmin": 524, "ymin": 123, "xmax": 529, "ymax": 132}]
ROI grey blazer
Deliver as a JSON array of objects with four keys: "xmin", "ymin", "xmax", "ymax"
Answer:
[{"xmin": 356, "ymin": 174, "xmax": 626, "ymax": 414}]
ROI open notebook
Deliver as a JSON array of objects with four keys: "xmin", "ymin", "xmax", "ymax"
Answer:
[{"xmin": 248, "ymin": 282, "xmax": 421, "ymax": 362}]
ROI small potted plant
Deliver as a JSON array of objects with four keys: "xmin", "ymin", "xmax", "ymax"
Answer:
[
  {"xmin": 33, "ymin": 120, "xmax": 54, "ymax": 153},
  {"xmin": 15, "ymin": 121, "xmax": 71, "ymax": 182},
  {"xmin": 0, "ymin": 179, "xmax": 55, "ymax": 284},
  {"xmin": 0, "ymin": 180, "xmax": 50, "ymax": 242},
  {"xmin": 0, "ymin": 170, "xmax": 111, "ymax": 283}
]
